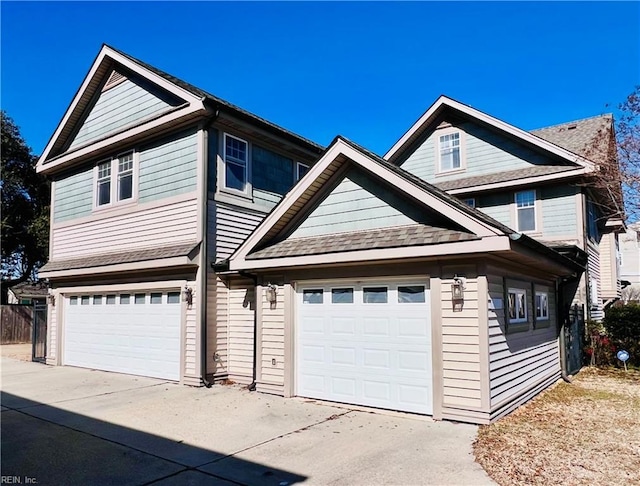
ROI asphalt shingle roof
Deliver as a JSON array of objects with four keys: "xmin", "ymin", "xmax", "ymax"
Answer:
[
  {"xmin": 435, "ymin": 165, "xmax": 579, "ymax": 191},
  {"xmin": 248, "ymin": 224, "xmax": 478, "ymax": 259},
  {"xmin": 531, "ymin": 114, "xmax": 613, "ymax": 160},
  {"xmin": 40, "ymin": 242, "xmax": 199, "ymax": 273}
]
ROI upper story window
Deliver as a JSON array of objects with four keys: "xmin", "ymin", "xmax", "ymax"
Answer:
[
  {"xmin": 438, "ymin": 131, "xmax": 462, "ymax": 172},
  {"xmin": 95, "ymin": 152, "xmax": 135, "ymax": 208},
  {"xmin": 224, "ymin": 134, "xmax": 248, "ymax": 193},
  {"xmin": 515, "ymin": 190, "xmax": 536, "ymax": 232},
  {"xmin": 296, "ymin": 162, "xmax": 310, "ymax": 181},
  {"xmin": 587, "ymin": 200, "xmax": 599, "ymax": 241}
]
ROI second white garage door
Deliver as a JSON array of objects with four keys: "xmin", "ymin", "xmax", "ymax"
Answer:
[
  {"xmin": 296, "ymin": 280, "xmax": 432, "ymax": 415},
  {"xmin": 64, "ymin": 290, "xmax": 181, "ymax": 381}
]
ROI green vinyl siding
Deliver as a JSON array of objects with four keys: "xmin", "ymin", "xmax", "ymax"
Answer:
[
  {"xmin": 290, "ymin": 168, "xmax": 446, "ymax": 238},
  {"xmin": 138, "ymin": 130, "xmax": 198, "ymax": 203},
  {"xmin": 476, "ymin": 193, "xmax": 512, "ymax": 229},
  {"xmin": 541, "ymin": 185, "xmax": 578, "ymax": 237},
  {"xmin": 401, "ymin": 121, "xmax": 550, "ymax": 183},
  {"xmin": 53, "ymin": 169, "xmax": 94, "ymax": 222},
  {"xmin": 69, "ymin": 76, "xmax": 182, "ymax": 150},
  {"xmin": 253, "ymin": 189, "xmax": 283, "ymax": 210}
]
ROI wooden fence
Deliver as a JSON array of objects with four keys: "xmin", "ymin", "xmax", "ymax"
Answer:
[{"xmin": 1, "ymin": 304, "xmax": 33, "ymax": 344}]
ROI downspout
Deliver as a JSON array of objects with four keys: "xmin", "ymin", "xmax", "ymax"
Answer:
[
  {"xmin": 200, "ymin": 111, "xmax": 220, "ymax": 388},
  {"xmin": 557, "ymin": 278, "xmax": 573, "ymax": 384},
  {"xmin": 239, "ymin": 270, "xmax": 259, "ymax": 391}
]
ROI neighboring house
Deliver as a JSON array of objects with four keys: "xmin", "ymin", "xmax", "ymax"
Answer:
[
  {"xmin": 37, "ymin": 45, "xmax": 323, "ymax": 385},
  {"xmin": 620, "ymin": 222, "xmax": 640, "ymax": 302},
  {"xmin": 7, "ymin": 281, "xmax": 48, "ymax": 305},
  {"xmin": 384, "ymin": 97, "xmax": 625, "ymax": 320}
]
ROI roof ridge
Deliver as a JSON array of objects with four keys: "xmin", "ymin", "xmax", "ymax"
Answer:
[{"xmin": 530, "ymin": 113, "xmax": 613, "ymax": 132}]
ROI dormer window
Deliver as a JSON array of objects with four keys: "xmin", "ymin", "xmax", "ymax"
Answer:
[
  {"xmin": 224, "ymin": 134, "xmax": 248, "ymax": 193},
  {"xmin": 296, "ymin": 162, "xmax": 310, "ymax": 181},
  {"xmin": 95, "ymin": 152, "xmax": 136, "ymax": 208},
  {"xmin": 438, "ymin": 131, "xmax": 463, "ymax": 173}
]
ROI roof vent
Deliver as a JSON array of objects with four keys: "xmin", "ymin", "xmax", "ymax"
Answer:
[
  {"xmin": 102, "ymin": 70, "xmax": 127, "ymax": 92},
  {"xmin": 567, "ymin": 124, "xmax": 578, "ymax": 130}
]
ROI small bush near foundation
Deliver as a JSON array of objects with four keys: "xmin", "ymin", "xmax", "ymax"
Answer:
[{"xmin": 603, "ymin": 303, "xmax": 640, "ymax": 366}]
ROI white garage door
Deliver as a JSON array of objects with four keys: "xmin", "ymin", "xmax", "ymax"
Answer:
[
  {"xmin": 296, "ymin": 280, "xmax": 432, "ymax": 415},
  {"xmin": 64, "ymin": 291, "xmax": 181, "ymax": 380}
]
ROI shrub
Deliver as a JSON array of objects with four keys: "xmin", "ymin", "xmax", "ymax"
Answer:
[{"xmin": 603, "ymin": 303, "xmax": 640, "ymax": 366}]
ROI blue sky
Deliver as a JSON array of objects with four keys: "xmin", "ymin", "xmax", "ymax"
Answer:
[{"xmin": 2, "ymin": 2, "xmax": 639, "ymax": 157}]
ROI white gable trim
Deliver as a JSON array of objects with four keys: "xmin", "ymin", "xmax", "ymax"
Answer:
[
  {"xmin": 229, "ymin": 139, "xmax": 505, "ymax": 266},
  {"xmin": 37, "ymin": 45, "xmax": 206, "ymax": 173},
  {"xmin": 384, "ymin": 96, "xmax": 595, "ymax": 171}
]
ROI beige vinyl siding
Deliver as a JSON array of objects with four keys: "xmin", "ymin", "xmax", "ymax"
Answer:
[
  {"xmin": 540, "ymin": 185, "xmax": 578, "ymax": 237},
  {"xmin": 53, "ymin": 169, "xmax": 94, "ymax": 223},
  {"xmin": 487, "ymin": 274, "xmax": 560, "ymax": 420},
  {"xmin": 401, "ymin": 120, "xmax": 550, "ymax": 183},
  {"xmin": 440, "ymin": 273, "xmax": 482, "ymax": 411},
  {"xmin": 69, "ymin": 77, "xmax": 178, "ymax": 150},
  {"xmin": 184, "ymin": 278, "xmax": 198, "ymax": 383},
  {"xmin": 228, "ymin": 280, "xmax": 255, "ymax": 384},
  {"xmin": 51, "ymin": 198, "xmax": 198, "ymax": 259},
  {"xmin": 138, "ymin": 130, "xmax": 198, "ymax": 203},
  {"xmin": 209, "ymin": 202, "xmax": 265, "ymax": 380},
  {"xmin": 599, "ymin": 233, "xmax": 620, "ymax": 300},
  {"xmin": 46, "ymin": 301, "xmax": 58, "ymax": 365},
  {"xmin": 587, "ymin": 241, "xmax": 604, "ymax": 320},
  {"xmin": 257, "ymin": 284, "xmax": 285, "ymax": 392}
]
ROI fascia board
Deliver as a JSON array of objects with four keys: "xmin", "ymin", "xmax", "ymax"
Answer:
[
  {"xmin": 385, "ymin": 96, "xmax": 595, "ymax": 171},
  {"xmin": 445, "ymin": 168, "xmax": 590, "ymax": 195},
  {"xmin": 229, "ymin": 235, "xmax": 511, "ymax": 271}
]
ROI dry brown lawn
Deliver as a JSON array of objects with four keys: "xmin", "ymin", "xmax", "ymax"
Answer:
[{"xmin": 474, "ymin": 367, "xmax": 640, "ymax": 485}]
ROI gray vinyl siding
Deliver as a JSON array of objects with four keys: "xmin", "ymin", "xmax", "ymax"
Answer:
[
  {"xmin": 53, "ymin": 169, "xmax": 94, "ymax": 222},
  {"xmin": 138, "ymin": 130, "xmax": 198, "ymax": 203},
  {"xmin": 401, "ymin": 121, "xmax": 549, "ymax": 183},
  {"xmin": 69, "ymin": 77, "xmax": 180, "ymax": 149},
  {"xmin": 291, "ymin": 169, "xmax": 437, "ymax": 238},
  {"xmin": 540, "ymin": 185, "xmax": 578, "ymax": 237},
  {"xmin": 487, "ymin": 274, "xmax": 560, "ymax": 418}
]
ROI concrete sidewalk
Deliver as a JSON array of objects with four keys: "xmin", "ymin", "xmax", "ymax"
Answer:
[{"xmin": 1, "ymin": 357, "xmax": 494, "ymax": 485}]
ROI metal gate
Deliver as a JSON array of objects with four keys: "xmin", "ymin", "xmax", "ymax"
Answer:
[
  {"xmin": 32, "ymin": 303, "xmax": 47, "ymax": 363},
  {"xmin": 565, "ymin": 304, "xmax": 584, "ymax": 375}
]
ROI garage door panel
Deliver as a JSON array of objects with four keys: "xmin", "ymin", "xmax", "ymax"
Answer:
[
  {"xmin": 297, "ymin": 280, "xmax": 432, "ymax": 415},
  {"xmin": 64, "ymin": 291, "xmax": 180, "ymax": 381}
]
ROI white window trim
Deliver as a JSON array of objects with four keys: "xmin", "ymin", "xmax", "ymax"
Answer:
[
  {"xmin": 93, "ymin": 150, "xmax": 138, "ymax": 211},
  {"xmin": 436, "ymin": 128, "xmax": 465, "ymax": 175},
  {"xmin": 535, "ymin": 291, "xmax": 549, "ymax": 320},
  {"xmin": 295, "ymin": 162, "xmax": 310, "ymax": 182},
  {"xmin": 514, "ymin": 189, "xmax": 538, "ymax": 233},
  {"xmin": 222, "ymin": 132, "xmax": 250, "ymax": 196},
  {"xmin": 508, "ymin": 288, "xmax": 528, "ymax": 324}
]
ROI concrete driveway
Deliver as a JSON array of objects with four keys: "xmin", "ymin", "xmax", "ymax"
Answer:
[{"xmin": 1, "ymin": 353, "xmax": 494, "ymax": 485}]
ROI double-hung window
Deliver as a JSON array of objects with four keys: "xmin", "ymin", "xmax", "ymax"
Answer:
[
  {"xmin": 95, "ymin": 152, "xmax": 135, "ymax": 208},
  {"xmin": 515, "ymin": 190, "xmax": 536, "ymax": 232},
  {"xmin": 508, "ymin": 288, "xmax": 528, "ymax": 324},
  {"xmin": 438, "ymin": 132, "xmax": 461, "ymax": 172},
  {"xmin": 224, "ymin": 134, "xmax": 248, "ymax": 192}
]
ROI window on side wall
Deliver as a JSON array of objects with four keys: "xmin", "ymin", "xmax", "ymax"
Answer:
[
  {"xmin": 95, "ymin": 152, "xmax": 135, "ymax": 208},
  {"xmin": 438, "ymin": 131, "xmax": 462, "ymax": 172},
  {"xmin": 507, "ymin": 287, "xmax": 529, "ymax": 333},
  {"xmin": 515, "ymin": 190, "xmax": 536, "ymax": 232},
  {"xmin": 587, "ymin": 200, "xmax": 599, "ymax": 241},
  {"xmin": 224, "ymin": 134, "xmax": 248, "ymax": 193}
]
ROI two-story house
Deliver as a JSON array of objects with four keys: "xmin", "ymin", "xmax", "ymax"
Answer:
[
  {"xmin": 37, "ymin": 45, "xmax": 323, "ymax": 386},
  {"xmin": 220, "ymin": 96, "xmax": 622, "ymax": 424}
]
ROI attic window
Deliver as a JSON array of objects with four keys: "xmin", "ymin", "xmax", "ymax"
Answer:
[{"xmin": 102, "ymin": 70, "xmax": 127, "ymax": 92}]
